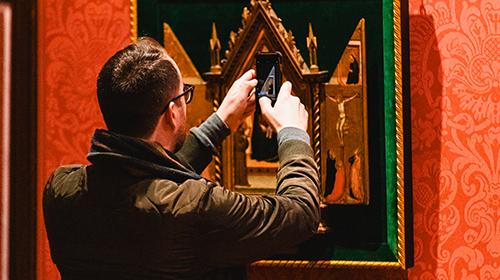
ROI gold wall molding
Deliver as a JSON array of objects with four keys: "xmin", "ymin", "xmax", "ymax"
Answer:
[
  {"xmin": 130, "ymin": 0, "xmax": 137, "ymax": 42},
  {"xmin": 392, "ymin": 0, "xmax": 407, "ymax": 270}
]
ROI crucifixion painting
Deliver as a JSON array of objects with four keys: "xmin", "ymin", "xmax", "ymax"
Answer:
[
  {"xmin": 326, "ymin": 91, "xmax": 359, "ymax": 147},
  {"xmin": 322, "ymin": 19, "xmax": 369, "ymax": 205}
]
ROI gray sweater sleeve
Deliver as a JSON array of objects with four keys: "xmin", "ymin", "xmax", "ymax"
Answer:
[
  {"xmin": 277, "ymin": 126, "xmax": 311, "ymax": 146},
  {"xmin": 190, "ymin": 113, "xmax": 231, "ymax": 153},
  {"xmin": 176, "ymin": 113, "xmax": 231, "ymax": 174}
]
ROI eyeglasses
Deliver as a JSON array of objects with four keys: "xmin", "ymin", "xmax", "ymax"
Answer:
[
  {"xmin": 160, "ymin": 84, "xmax": 195, "ymax": 115},
  {"xmin": 171, "ymin": 84, "xmax": 194, "ymax": 105}
]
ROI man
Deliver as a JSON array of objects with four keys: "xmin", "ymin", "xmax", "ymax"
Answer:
[{"xmin": 43, "ymin": 37, "xmax": 319, "ymax": 280}]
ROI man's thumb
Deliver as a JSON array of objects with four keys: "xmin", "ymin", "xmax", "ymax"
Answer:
[{"xmin": 259, "ymin": 97, "xmax": 272, "ymax": 113}]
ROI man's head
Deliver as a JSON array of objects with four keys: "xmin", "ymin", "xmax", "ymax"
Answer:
[{"xmin": 97, "ymin": 37, "xmax": 182, "ymax": 139}]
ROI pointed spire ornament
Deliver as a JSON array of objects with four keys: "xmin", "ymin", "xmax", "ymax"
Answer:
[
  {"xmin": 306, "ymin": 23, "xmax": 319, "ymax": 72},
  {"xmin": 210, "ymin": 22, "xmax": 222, "ymax": 73},
  {"xmin": 242, "ymin": 7, "xmax": 250, "ymax": 27}
]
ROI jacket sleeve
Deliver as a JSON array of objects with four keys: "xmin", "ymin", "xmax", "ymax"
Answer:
[
  {"xmin": 195, "ymin": 128, "xmax": 320, "ymax": 267},
  {"xmin": 175, "ymin": 113, "xmax": 231, "ymax": 174}
]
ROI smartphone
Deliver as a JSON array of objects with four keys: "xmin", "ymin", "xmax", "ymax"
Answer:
[{"xmin": 255, "ymin": 51, "xmax": 282, "ymax": 111}]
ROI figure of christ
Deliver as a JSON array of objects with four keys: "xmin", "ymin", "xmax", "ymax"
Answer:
[{"xmin": 326, "ymin": 92, "xmax": 359, "ymax": 146}]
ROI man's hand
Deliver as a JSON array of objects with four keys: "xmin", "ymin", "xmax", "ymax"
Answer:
[
  {"xmin": 259, "ymin": 81, "xmax": 308, "ymax": 133},
  {"xmin": 216, "ymin": 70, "xmax": 257, "ymax": 132}
]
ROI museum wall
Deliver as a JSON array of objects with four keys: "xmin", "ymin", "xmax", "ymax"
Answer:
[
  {"xmin": 407, "ymin": 0, "xmax": 499, "ymax": 279},
  {"xmin": 35, "ymin": 0, "xmax": 496, "ymax": 279},
  {"xmin": 36, "ymin": 0, "xmax": 130, "ymax": 278}
]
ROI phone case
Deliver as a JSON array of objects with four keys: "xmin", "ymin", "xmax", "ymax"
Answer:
[{"xmin": 255, "ymin": 51, "xmax": 282, "ymax": 111}]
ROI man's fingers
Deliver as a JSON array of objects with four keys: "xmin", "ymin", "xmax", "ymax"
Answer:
[
  {"xmin": 239, "ymin": 69, "xmax": 256, "ymax": 82},
  {"xmin": 259, "ymin": 96, "xmax": 273, "ymax": 114},
  {"xmin": 229, "ymin": 70, "xmax": 255, "ymax": 94},
  {"xmin": 276, "ymin": 81, "xmax": 292, "ymax": 103},
  {"xmin": 232, "ymin": 79, "xmax": 257, "ymax": 98},
  {"xmin": 245, "ymin": 90, "xmax": 256, "ymax": 115},
  {"xmin": 247, "ymin": 88, "xmax": 256, "ymax": 101},
  {"xmin": 244, "ymin": 79, "xmax": 258, "ymax": 90}
]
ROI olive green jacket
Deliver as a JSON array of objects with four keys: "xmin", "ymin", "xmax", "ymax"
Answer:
[{"xmin": 43, "ymin": 114, "xmax": 320, "ymax": 280}]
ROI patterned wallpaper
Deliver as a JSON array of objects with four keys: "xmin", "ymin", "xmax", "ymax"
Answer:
[
  {"xmin": 408, "ymin": 0, "xmax": 500, "ymax": 279},
  {"xmin": 36, "ymin": 0, "xmax": 498, "ymax": 279},
  {"xmin": 37, "ymin": 0, "xmax": 130, "ymax": 278}
]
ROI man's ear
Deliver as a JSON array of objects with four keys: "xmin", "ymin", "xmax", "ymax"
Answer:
[{"xmin": 162, "ymin": 102, "xmax": 177, "ymax": 128}]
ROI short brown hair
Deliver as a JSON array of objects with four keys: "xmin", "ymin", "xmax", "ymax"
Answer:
[{"xmin": 97, "ymin": 37, "xmax": 181, "ymax": 138}]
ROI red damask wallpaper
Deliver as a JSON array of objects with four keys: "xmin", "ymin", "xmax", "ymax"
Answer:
[
  {"xmin": 37, "ymin": 0, "xmax": 130, "ymax": 278},
  {"xmin": 408, "ymin": 0, "xmax": 500, "ymax": 279},
  {"xmin": 36, "ymin": 0, "xmax": 499, "ymax": 279}
]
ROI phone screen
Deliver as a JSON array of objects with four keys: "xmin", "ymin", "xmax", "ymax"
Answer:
[{"xmin": 255, "ymin": 52, "xmax": 282, "ymax": 108}]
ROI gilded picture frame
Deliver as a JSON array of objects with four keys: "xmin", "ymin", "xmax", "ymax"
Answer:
[{"xmin": 131, "ymin": 0, "xmax": 412, "ymax": 271}]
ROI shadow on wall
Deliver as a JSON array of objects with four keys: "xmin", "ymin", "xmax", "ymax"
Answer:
[
  {"xmin": 411, "ymin": 0, "xmax": 500, "ymax": 277},
  {"xmin": 408, "ymin": 4, "xmax": 442, "ymax": 279}
]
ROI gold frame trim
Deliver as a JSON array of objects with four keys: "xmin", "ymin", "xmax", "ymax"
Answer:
[
  {"xmin": 130, "ymin": 0, "xmax": 408, "ymax": 270},
  {"xmin": 130, "ymin": 0, "xmax": 138, "ymax": 42},
  {"xmin": 393, "ymin": 0, "xmax": 407, "ymax": 270},
  {"xmin": 252, "ymin": 260, "xmax": 403, "ymax": 269}
]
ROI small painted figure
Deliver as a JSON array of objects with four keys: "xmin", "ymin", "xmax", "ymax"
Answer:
[
  {"xmin": 327, "ymin": 92, "xmax": 358, "ymax": 146},
  {"xmin": 346, "ymin": 54, "xmax": 359, "ymax": 85},
  {"xmin": 348, "ymin": 150, "xmax": 362, "ymax": 200},
  {"xmin": 324, "ymin": 150, "xmax": 337, "ymax": 197},
  {"xmin": 234, "ymin": 123, "xmax": 249, "ymax": 186},
  {"xmin": 324, "ymin": 150, "xmax": 346, "ymax": 203}
]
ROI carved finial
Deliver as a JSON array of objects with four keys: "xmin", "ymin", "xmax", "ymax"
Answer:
[
  {"xmin": 210, "ymin": 22, "xmax": 222, "ymax": 73},
  {"xmin": 272, "ymin": 15, "xmax": 282, "ymax": 27},
  {"xmin": 228, "ymin": 31, "xmax": 237, "ymax": 51},
  {"xmin": 287, "ymin": 30, "xmax": 295, "ymax": 48},
  {"xmin": 306, "ymin": 23, "xmax": 319, "ymax": 72},
  {"xmin": 265, "ymin": 0, "xmax": 272, "ymax": 9},
  {"xmin": 242, "ymin": 7, "xmax": 250, "ymax": 27}
]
